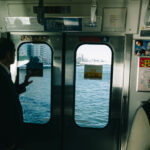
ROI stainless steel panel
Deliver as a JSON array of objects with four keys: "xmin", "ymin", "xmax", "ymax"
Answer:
[
  {"xmin": 121, "ymin": 35, "xmax": 132, "ymax": 150},
  {"xmin": 8, "ymin": 32, "xmax": 130, "ymax": 150},
  {"xmin": 10, "ymin": 32, "xmax": 63, "ymax": 150},
  {"xmin": 63, "ymin": 33, "xmax": 125, "ymax": 150}
]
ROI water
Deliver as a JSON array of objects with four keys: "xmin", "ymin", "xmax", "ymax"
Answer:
[
  {"xmin": 19, "ymin": 69, "xmax": 51, "ymax": 124},
  {"xmin": 75, "ymin": 65, "xmax": 111, "ymax": 128},
  {"xmin": 19, "ymin": 65, "xmax": 111, "ymax": 128}
]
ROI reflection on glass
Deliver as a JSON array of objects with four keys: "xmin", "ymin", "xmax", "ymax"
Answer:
[
  {"xmin": 75, "ymin": 44, "xmax": 112, "ymax": 128},
  {"xmin": 18, "ymin": 43, "xmax": 51, "ymax": 124}
]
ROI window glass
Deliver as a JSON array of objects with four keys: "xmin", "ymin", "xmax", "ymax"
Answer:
[
  {"xmin": 75, "ymin": 44, "xmax": 112, "ymax": 128},
  {"xmin": 18, "ymin": 43, "xmax": 52, "ymax": 124}
]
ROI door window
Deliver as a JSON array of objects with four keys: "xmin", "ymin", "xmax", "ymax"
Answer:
[
  {"xmin": 18, "ymin": 43, "xmax": 52, "ymax": 124},
  {"xmin": 75, "ymin": 44, "xmax": 112, "ymax": 128}
]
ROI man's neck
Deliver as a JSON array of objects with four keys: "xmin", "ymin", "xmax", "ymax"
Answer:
[{"xmin": 0, "ymin": 60, "xmax": 10, "ymax": 75}]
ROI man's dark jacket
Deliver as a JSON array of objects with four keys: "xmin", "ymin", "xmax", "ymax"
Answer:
[{"xmin": 0, "ymin": 65, "xmax": 24, "ymax": 148}]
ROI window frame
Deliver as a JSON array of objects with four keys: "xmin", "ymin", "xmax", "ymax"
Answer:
[
  {"xmin": 73, "ymin": 43, "xmax": 114, "ymax": 129},
  {"xmin": 17, "ymin": 41, "xmax": 53, "ymax": 125}
]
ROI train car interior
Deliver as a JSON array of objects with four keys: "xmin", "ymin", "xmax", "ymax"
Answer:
[{"xmin": 0, "ymin": 0, "xmax": 150, "ymax": 150}]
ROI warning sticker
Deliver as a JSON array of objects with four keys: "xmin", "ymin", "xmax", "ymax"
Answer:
[{"xmin": 84, "ymin": 65, "xmax": 103, "ymax": 79}]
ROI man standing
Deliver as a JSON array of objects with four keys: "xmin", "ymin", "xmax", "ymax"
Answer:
[{"xmin": 0, "ymin": 38, "xmax": 32, "ymax": 150}]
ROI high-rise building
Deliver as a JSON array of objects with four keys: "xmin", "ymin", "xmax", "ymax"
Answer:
[
  {"xmin": 19, "ymin": 43, "xmax": 51, "ymax": 64},
  {"xmin": 27, "ymin": 44, "xmax": 33, "ymax": 58}
]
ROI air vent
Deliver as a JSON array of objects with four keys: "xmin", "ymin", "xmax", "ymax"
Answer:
[{"xmin": 33, "ymin": 6, "xmax": 71, "ymax": 14}]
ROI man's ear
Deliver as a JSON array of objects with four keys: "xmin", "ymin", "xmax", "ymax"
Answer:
[
  {"xmin": 6, "ymin": 51, "xmax": 11, "ymax": 60},
  {"xmin": 6, "ymin": 51, "xmax": 13, "ymax": 63}
]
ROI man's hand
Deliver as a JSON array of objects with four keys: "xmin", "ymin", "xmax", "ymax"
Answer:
[{"xmin": 24, "ymin": 73, "xmax": 33, "ymax": 87}]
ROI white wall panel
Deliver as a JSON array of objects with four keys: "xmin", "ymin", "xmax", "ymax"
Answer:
[{"xmin": 126, "ymin": 1, "xmax": 140, "ymax": 34}]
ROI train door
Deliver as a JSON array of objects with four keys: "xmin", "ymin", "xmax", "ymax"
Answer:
[
  {"xmin": 63, "ymin": 33, "xmax": 125, "ymax": 150},
  {"xmin": 9, "ymin": 32, "xmax": 127, "ymax": 150},
  {"xmin": 10, "ymin": 32, "xmax": 63, "ymax": 150}
]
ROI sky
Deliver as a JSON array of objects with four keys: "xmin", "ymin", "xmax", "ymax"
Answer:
[{"xmin": 77, "ymin": 44, "xmax": 112, "ymax": 64}]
